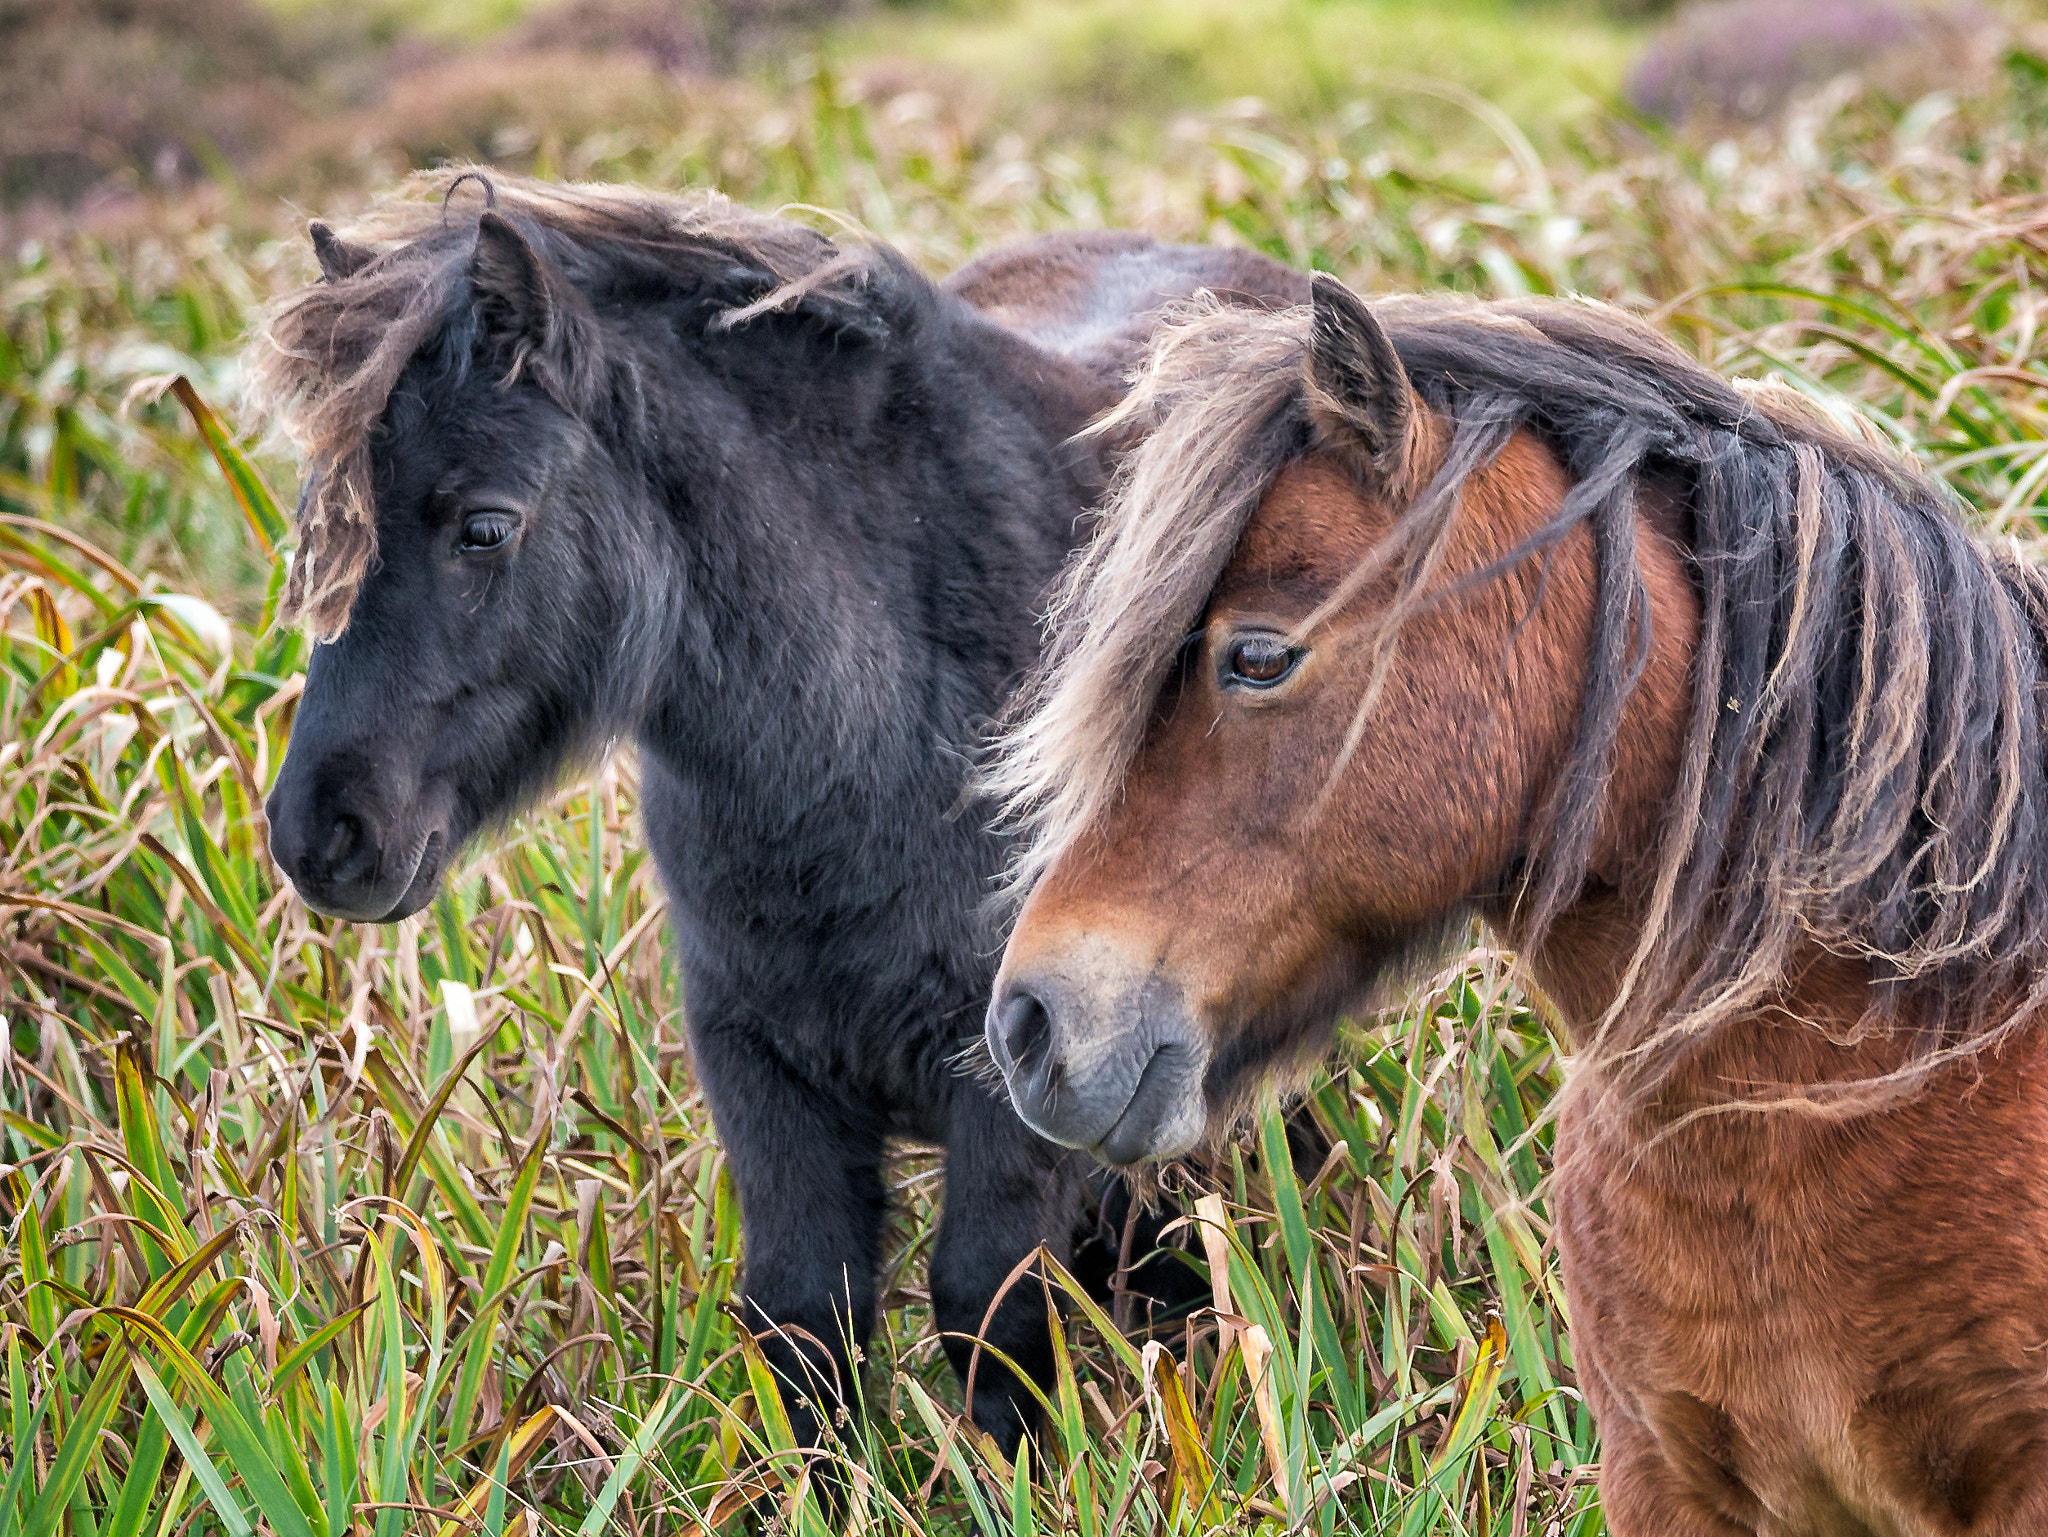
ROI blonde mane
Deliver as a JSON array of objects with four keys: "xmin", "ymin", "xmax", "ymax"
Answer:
[{"xmin": 982, "ymin": 297, "xmax": 1314, "ymax": 897}]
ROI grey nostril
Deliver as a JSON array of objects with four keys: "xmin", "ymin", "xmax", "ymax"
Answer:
[
  {"xmin": 321, "ymin": 812, "xmax": 364, "ymax": 872},
  {"xmin": 999, "ymin": 990, "xmax": 1053, "ymax": 1075}
]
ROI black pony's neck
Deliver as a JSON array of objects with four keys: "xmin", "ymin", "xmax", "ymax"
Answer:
[{"xmin": 621, "ymin": 269, "xmax": 1107, "ymax": 806}]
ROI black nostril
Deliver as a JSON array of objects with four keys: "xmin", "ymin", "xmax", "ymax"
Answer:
[
  {"xmin": 1000, "ymin": 990, "xmax": 1054, "ymax": 1075},
  {"xmin": 320, "ymin": 812, "xmax": 365, "ymax": 874}
]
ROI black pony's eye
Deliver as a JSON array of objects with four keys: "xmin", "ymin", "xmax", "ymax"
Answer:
[
  {"xmin": 459, "ymin": 510, "xmax": 519, "ymax": 552},
  {"xmin": 1223, "ymin": 634, "xmax": 1303, "ymax": 690}
]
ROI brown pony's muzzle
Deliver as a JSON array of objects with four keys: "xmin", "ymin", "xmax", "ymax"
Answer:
[{"xmin": 986, "ymin": 936, "xmax": 1211, "ymax": 1166}]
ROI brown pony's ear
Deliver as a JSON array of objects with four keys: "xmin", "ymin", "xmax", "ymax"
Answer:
[
  {"xmin": 1306, "ymin": 272, "xmax": 1411, "ymax": 485},
  {"xmin": 309, "ymin": 221, "xmax": 373, "ymax": 283},
  {"xmin": 469, "ymin": 211, "xmax": 600, "ymax": 407}
]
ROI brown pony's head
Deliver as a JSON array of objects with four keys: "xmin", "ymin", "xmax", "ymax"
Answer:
[{"xmin": 984, "ymin": 279, "xmax": 2048, "ymax": 1164}]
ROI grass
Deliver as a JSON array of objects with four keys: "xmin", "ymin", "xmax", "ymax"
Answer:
[
  {"xmin": 1, "ymin": 444, "xmax": 1591, "ymax": 1534},
  {"xmin": 11, "ymin": 12, "xmax": 2048, "ymax": 1535}
]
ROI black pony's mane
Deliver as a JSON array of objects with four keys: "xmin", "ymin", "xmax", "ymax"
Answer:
[
  {"xmin": 246, "ymin": 167, "xmax": 895, "ymax": 637},
  {"xmin": 988, "ymin": 293, "xmax": 2048, "ymax": 1102}
]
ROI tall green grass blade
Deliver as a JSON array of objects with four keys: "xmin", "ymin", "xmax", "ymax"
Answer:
[
  {"xmin": 166, "ymin": 380, "xmax": 286, "ymax": 557},
  {"xmin": 129, "ymin": 1358, "xmax": 252, "ymax": 1537},
  {"xmin": 95, "ymin": 1311, "xmax": 317, "ymax": 1537},
  {"xmin": 445, "ymin": 1131, "xmax": 547, "ymax": 1450},
  {"xmin": 573, "ymin": 1385, "xmax": 686, "ymax": 1537},
  {"xmin": 23, "ymin": 1339, "xmax": 135, "ymax": 1537}
]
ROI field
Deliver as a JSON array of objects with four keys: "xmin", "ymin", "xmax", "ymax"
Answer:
[{"xmin": 9, "ymin": 1, "xmax": 2048, "ymax": 1533}]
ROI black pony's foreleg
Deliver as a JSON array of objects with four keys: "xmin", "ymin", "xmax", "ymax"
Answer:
[
  {"xmin": 691, "ymin": 1022, "xmax": 888, "ymax": 1455},
  {"xmin": 932, "ymin": 1086, "xmax": 1083, "ymax": 1456}
]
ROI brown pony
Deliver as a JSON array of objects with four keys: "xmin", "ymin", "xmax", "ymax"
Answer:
[{"xmin": 981, "ymin": 276, "xmax": 2048, "ymax": 1535}]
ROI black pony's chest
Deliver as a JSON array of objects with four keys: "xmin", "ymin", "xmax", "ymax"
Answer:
[
  {"xmin": 668, "ymin": 892, "xmax": 993, "ymax": 1125},
  {"xmin": 637, "ymin": 747, "xmax": 1000, "ymax": 1096}
]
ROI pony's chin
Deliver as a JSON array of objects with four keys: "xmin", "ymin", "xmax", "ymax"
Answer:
[
  {"xmin": 1097, "ymin": 1074, "xmax": 1210, "ymax": 1167},
  {"xmin": 298, "ymin": 828, "xmax": 449, "ymax": 923},
  {"xmin": 376, "ymin": 829, "xmax": 448, "ymax": 922}
]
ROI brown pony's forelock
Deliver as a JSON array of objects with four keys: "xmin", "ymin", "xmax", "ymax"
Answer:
[
  {"xmin": 989, "ymin": 291, "xmax": 2048, "ymax": 1108},
  {"xmin": 244, "ymin": 167, "xmax": 874, "ymax": 639},
  {"xmin": 981, "ymin": 295, "xmax": 1314, "ymax": 900}
]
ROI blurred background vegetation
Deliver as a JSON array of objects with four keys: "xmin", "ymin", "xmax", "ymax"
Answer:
[{"xmin": 9, "ymin": 0, "xmax": 2048, "ymax": 1533}]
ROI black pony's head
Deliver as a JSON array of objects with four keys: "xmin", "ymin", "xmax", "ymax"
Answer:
[
  {"xmin": 263, "ymin": 211, "xmax": 656, "ymax": 919},
  {"xmin": 258, "ymin": 183, "xmax": 906, "ymax": 920}
]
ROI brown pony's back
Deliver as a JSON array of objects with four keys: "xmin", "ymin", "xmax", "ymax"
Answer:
[{"xmin": 946, "ymin": 230, "xmax": 1309, "ymax": 384}]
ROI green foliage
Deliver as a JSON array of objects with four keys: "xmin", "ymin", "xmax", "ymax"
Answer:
[
  {"xmin": 0, "ymin": 218, "xmax": 293, "ymax": 617},
  {"xmin": 9, "ymin": 26, "xmax": 2048, "ymax": 1535},
  {"xmin": 838, "ymin": 0, "xmax": 1641, "ymax": 145},
  {"xmin": 0, "ymin": 439, "xmax": 1592, "ymax": 1529}
]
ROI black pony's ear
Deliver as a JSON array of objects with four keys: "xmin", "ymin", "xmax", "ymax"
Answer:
[
  {"xmin": 470, "ymin": 212, "xmax": 556, "ymax": 350},
  {"xmin": 793, "ymin": 287, "xmax": 894, "ymax": 347},
  {"xmin": 309, "ymin": 221, "xmax": 373, "ymax": 282},
  {"xmin": 469, "ymin": 211, "xmax": 600, "ymax": 407},
  {"xmin": 792, "ymin": 251, "xmax": 904, "ymax": 348},
  {"xmin": 1305, "ymin": 272, "xmax": 1411, "ymax": 484}
]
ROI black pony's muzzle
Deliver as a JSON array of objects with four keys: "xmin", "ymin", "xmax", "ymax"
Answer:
[
  {"xmin": 985, "ymin": 969, "xmax": 1210, "ymax": 1166},
  {"xmin": 266, "ymin": 759, "xmax": 456, "ymax": 924}
]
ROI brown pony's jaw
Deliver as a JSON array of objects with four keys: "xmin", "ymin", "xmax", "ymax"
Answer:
[
  {"xmin": 991, "ymin": 894, "xmax": 1419, "ymax": 1167},
  {"xmin": 987, "ymin": 932, "xmax": 1212, "ymax": 1165}
]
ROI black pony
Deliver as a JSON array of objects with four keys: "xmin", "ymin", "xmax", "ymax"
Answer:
[{"xmin": 253, "ymin": 171, "xmax": 1304, "ymax": 1452}]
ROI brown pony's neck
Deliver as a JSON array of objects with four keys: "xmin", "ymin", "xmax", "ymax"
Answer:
[
  {"xmin": 1503, "ymin": 879, "xmax": 2048, "ymax": 1134},
  {"xmin": 1468, "ymin": 455, "xmax": 1908, "ymax": 1110}
]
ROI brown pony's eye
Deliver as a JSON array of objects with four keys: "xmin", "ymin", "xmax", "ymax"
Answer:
[{"xmin": 1222, "ymin": 634, "xmax": 1302, "ymax": 690}]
